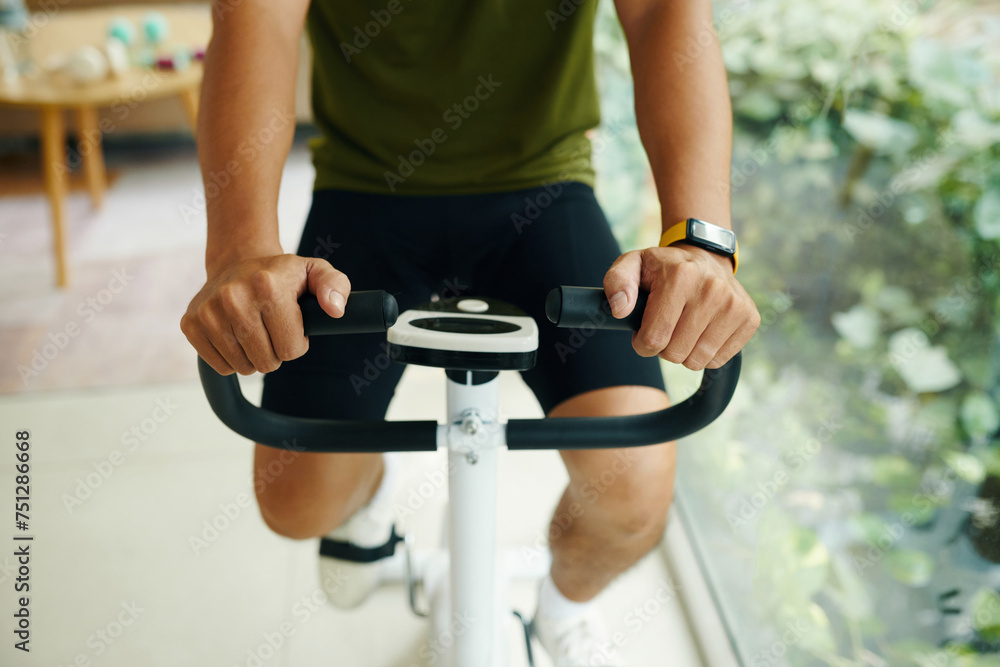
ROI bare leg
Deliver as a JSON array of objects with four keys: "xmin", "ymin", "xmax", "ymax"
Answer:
[
  {"xmin": 548, "ymin": 386, "xmax": 675, "ymax": 602},
  {"xmin": 253, "ymin": 446, "xmax": 384, "ymax": 539}
]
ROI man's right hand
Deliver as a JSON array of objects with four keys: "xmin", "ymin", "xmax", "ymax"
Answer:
[{"xmin": 181, "ymin": 254, "xmax": 350, "ymax": 376}]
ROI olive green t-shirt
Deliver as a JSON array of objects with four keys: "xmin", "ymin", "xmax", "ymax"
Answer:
[{"xmin": 306, "ymin": 0, "xmax": 601, "ymax": 194}]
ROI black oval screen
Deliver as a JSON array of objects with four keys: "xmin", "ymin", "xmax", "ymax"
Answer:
[{"xmin": 410, "ymin": 317, "xmax": 521, "ymax": 335}]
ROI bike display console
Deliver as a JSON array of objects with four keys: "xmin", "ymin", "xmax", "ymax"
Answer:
[{"xmin": 386, "ymin": 297, "xmax": 539, "ymax": 372}]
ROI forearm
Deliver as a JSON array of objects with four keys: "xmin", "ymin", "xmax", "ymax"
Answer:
[
  {"xmin": 198, "ymin": 0, "xmax": 307, "ymax": 274},
  {"xmin": 617, "ymin": 0, "xmax": 733, "ymax": 231}
]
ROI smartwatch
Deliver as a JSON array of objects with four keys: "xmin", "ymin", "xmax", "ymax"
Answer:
[{"xmin": 659, "ymin": 218, "xmax": 739, "ymax": 274}]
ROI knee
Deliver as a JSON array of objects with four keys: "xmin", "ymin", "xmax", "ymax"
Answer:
[
  {"xmin": 568, "ymin": 447, "xmax": 676, "ymax": 543},
  {"xmin": 253, "ymin": 448, "xmax": 343, "ymax": 540},
  {"xmin": 252, "ymin": 447, "xmax": 381, "ymax": 540},
  {"xmin": 257, "ymin": 499, "xmax": 327, "ymax": 540},
  {"xmin": 255, "ymin": 480, "xmax": 327, "ymax": 540},
  {"xmin": 615, "ymin": 494, "xmax": 671, "ymax": 545},
  {"xmin": 603, "ymin": 478, "xmax": 673, "ymax": 544}
]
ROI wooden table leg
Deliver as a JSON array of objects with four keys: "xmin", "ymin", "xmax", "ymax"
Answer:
[
  {"xmin": 178, "ymin": 86, "xmax": 199, "ymax": 130},
  {"xmin": 76, "ymin": 105, "xmax": 106, "ymax": 209},
  {"xmin": 40, "ymin": 106, "xmax": 69, "ymax": 288}
]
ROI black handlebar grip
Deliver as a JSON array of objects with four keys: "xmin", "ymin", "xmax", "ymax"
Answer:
[
  {"xmin": 300, "ymin": 290, "xmax": 399, "ymax": 336},
  {"xmin": 545, "ymin": 286, "xmax": 648, "ymax": 332}
]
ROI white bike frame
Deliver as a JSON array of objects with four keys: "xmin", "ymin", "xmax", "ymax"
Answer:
[{"xmin": 379, "ymin": 370, "xmax": 549, "ymax": 667}]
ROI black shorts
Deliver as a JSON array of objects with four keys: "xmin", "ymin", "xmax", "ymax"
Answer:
[{"xmin": 261, "ymin": 182, "xmax": 666, "ymax": 420}]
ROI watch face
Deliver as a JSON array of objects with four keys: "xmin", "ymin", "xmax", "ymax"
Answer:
[{"xmin": 688, "ymin": 219, "xmax": 736, "ymax": 254}]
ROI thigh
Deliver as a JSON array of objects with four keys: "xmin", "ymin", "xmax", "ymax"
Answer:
[{"xmin": 479, "ymin": 182, "xmax": 667, "ymax": 415}]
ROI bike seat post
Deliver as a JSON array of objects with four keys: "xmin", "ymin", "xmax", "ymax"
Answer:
[{"xmin": 442, "ymin": 368, "xmax": 503, "ymax": 667}]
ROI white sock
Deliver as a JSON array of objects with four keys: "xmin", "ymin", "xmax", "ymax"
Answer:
[
  {"xmin": 366, "ymin": 453, "xmax": 398, "ymax": 509},
  {"xmin": 538, "ymin": 574, "xmax": 593, "ymax": 620}
]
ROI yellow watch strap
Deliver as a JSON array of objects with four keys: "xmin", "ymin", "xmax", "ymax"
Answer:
[{"xmin": 658, "ymin": 220, "xmax": 739, "ymax": 274}]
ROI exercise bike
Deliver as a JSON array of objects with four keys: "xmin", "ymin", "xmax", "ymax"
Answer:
[{"xmin": 198, "ymin": 287, "xmax": 740, "ymax": 666}]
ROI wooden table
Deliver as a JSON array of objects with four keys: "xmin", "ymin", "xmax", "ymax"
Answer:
[{"xmin": 0, "ymin": 5, "xmax": 211, "ymax": 287}]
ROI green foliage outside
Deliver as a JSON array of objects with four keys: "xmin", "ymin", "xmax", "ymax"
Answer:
[{"xmin": 593, "ymin": 0, "xmax": 1000, "ymax": 663}]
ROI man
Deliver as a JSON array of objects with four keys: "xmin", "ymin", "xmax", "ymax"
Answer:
[{"xmin": 181, "ymin": 0, "xmax": 760, "ymax": 662}]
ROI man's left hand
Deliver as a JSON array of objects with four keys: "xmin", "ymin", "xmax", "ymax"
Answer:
[{"xmin": 603, "ymin": 244, "xmax": 761, "ymax": 370}]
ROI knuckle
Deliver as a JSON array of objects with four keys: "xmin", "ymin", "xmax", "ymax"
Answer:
[
  {"xmin": 231, "ymin": 319, "xmax": 252, "ymax": 341},
  {"xmin": 249, "ymin": 269, "xmax": 277, "ymax": 294},
  {"xmin": 640, "ymin": 329, "xmax": 668, "ymax": 352},
  {"xmin": 663, "ymin": 348, "xmax": 686, "ymax": 364},
  {"xmin": 193, "ymin": 302, "xmax": 218, "ymax": 330},
  {"xmin": 669, "ymin": 262, "xmax": 696, "ymax": 288},
  {"xmin": 275, "ymin": 337, "xmax": 307, "ymax": 362},
  {"xmin": 259, "ymin": 359, "xmax": 281, "ymax": 374},
  {"xmin": 212, "ymin": 361, "xmax": 236, "ymax": 376},
  {"xmin": 259, "ymin": 297, "xmax": 278, "ymax": 319},
  {"xmin": 234, "ymin": 359, "xmax": 256, "ymax": 376},
  {"xmin": 217, "ymin": 283, "xmax": 242, "ymax": 313},
  {"xmin": 687, "ymin": 345, "xmax": 714, "ymax": 369},
  {"xmin": 683, "ymin": 357, "xmax": 704, "ymax": 371}
]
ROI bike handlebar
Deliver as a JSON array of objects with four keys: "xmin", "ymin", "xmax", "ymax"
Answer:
[
  {"xmin": 197, "ymin": 287, "xmax": 740, "ymax": 452},
  {"xmin": 301, "ymin": 290, "xmax": 399, "ymax": 335}
]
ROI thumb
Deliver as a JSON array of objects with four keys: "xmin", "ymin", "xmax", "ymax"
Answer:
[
  {"xmin": 304, "ymin": 257, "xmax": 352, "ymax": 318},
  {"xmin": 603, "ymin": 250, "xmax": 642, "ymax": 319}
]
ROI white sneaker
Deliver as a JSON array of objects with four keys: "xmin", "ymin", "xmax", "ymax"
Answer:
[
  {"xmin": 318, "ymin": 454, "xmax": 401, "ymax": 609},
  {"xmin": 532, "ymin": 604, "xmax": 626, "ymax": 667}
]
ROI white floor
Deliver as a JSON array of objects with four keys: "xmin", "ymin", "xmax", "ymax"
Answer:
[{"xmin": 0, "ymin": 365, "xmax": 702, "ymax": 667}]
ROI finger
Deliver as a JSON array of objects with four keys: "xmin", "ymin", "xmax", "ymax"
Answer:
[
  {"xmin": 211, "ymin": 327, "xmax": 256, "ymax": 375},
  {"xmin": 603, "ymin": 250, "xmax": 643, "ymax": 318},
  {"xmin": 186, "ymin": 328, "xmax": 235, "ymax": 376},
  {"xmin": 660, "ymin": 301, "xmax": 723, "ymax": 367},
  {"xmin": 707, "ymin": 319, "xmax": 759, "ymax": 369},
  {"xmin": 677, "ymin": 315, "xmax": 741, "ymax": 371},
  {"xmin": 261, "ymin": 295, "xmax": 309, "ymax": 362},
  {"xmin": 231, "ymin": 314, "xmax": 282, "ymax": 374},
  {"xmin": 304, "ymin": 257, "xmax": 351, "ymax": 318},
  {"xmin": 633, "ymin": 287, "xmax": 684, "ymax": 357},
  {"xmin": 185, "ymin": 303, "xmax": 255, "ymax": 375}
]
